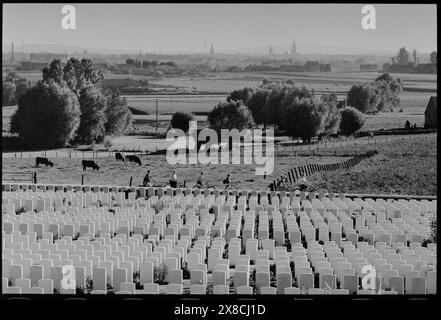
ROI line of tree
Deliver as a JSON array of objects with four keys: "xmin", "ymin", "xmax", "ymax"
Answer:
[
  {"xmin": 10, "ymin": 58, "xmax": 132, "ymax": 148},
  {"xmin": 126, "ymin": 59, "xmax": 177, "ymax": 68},
  {"xmin": 223, "ymin": 83, "xmax": 354, "ymax": 141},
  {"xmin": 347, "ymin": 73, "xmax": 403, "ymax": 114},
  {"xmin": 171, "ymin": 81, "xmax": 366, "ymax": 143}
]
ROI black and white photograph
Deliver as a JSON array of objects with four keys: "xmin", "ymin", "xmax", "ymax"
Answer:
[{"xmin": 1, "ymin": 3, "xmax": 438, "ymax": 305}]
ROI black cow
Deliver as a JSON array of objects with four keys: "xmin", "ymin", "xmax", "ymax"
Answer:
[
  {"xmin": 82, "ymin": 160, "xmax": 100, "ymax": 171},
  {"xmin": 125, "ymin": 155, "xmax": 142, "ymax": 166},
  {"xmin": 115, "ymin": 152, "xmax": 124, "ymax": 162},
  {"xmin": 36, "ymin": 157, "xmax": 53, "ymax": 167}
]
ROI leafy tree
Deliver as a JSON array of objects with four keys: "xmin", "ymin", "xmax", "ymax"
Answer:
[
  {"xmin": 208, "ymin": 101, "xmax": 254, "ymax": 134},
  {"xmin": 42, "ymin": 59, "xmax": 64, "ymax": 84},
  {"xmin": 63, "ymin": 58, "xmax": 104, "ymax": 94},
  {"xmin": 372, "ymin": 73, "xmax": 403, "ymax": 112},
  {"xmin": 2, "ymin": 82, "xmax": 15, "ymax": 106},
  {"xmin": 43, "ymin": 58, "xmax": 104, "ymax": 95},
  {"xmin": 10, "ymin": 81, "xmax": 80, "ymax": 147},
  {"xmin": 227, "ymin": 87, "xmax": 253, "ymax": 104},
  {"xmin": 4, "ymin": 71, "xmax": 20, "ymax": 83},
  {"xmin": 265, "ymin": 86, "xmax": 288, "ymax": 128},
  {"xmin": 246, "ymin": 89, "xmax": 270, "ymax": 127},
  {"xmin": 405, "ymin": 120, "xmax": 411, "ymax": 129},
  {"xmin": 396, "ymin": 47, "xmax": 410, "ymax": 65},
  {"xmin": 278, "ymin": 85, "xmax": 313, "ymax": 131},
  {"xmin": 347, "ymin": 84, "xmax": 377, "ymax": 113},
  {"xmin": 281, "ymin": 97, "xmax": 324, "ymax": 142},
  {"xmin": 103, "ymin": 89, "xmax": 132, "ymax": 135},
  {"xmin": 15, "ymin": 81, "xmax": 29, "ymax": 101},
  {"xmin": 170, "ymin": 111, "xmax": 195, "ymax": 133},
  {"xmin": 75, "ymin": 85, "xmax": 107, "ymax": 144},
  {"xmin": 339, "ymin": 107, "xmax": 365, "ymax": 136},
  {"xmin": 320, "ymin": 93, "xmax": 341, "ymax": 135},
  {"xmin": 430, "ymin": 51, "xmax": 437, "ymax": 65}
]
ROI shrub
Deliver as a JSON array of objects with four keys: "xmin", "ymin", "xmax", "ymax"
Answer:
[
  {"xmin": 104, "ymin": 138, "xmax": 113, "ymax": 149},
  {"xmin": 430, "ymin": 217, "xmax": 437, "ymax": 243},
  {"xmin": 154, "ymin": 263, "xmax": 169, "ymax": 284},
  {"xmin": 339, "ymin": 106, "xmax": 365, "ymax": 136},
  {"xmin": 10, "ymin": 81, "xmax": 81, "ymax": 148},
  {"xmin": 170, "ymin": 111, "xmax": 195, "ymax": 133}
]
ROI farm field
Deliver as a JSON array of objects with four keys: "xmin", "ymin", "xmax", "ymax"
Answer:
[
  {"xmin": 151, "ymin": 71, "xmax": 437, "ymax": 93},
  {"xmin": 2, "ymin": 153, "xmax": 349, "ymax": 191},
  {"xmin": 14, "ymin": 70, "xmax": 436, "ymax": 93},
  {"xmin": 2, "ymin": 133, "xmax": 435, "ymax": 195}
]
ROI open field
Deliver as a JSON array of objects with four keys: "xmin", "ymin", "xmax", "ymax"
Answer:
[
  {"xmin": 14, "ymin": 70, "xmax": 436, "ymax": 93},
  {"xmin": 151, "ymin": 71, "xmax": 437, "ymax": 93},
  {"xmin": 2, "ymin": 133, "xmax": 436, "ymax": 195},
  {"xmin": 2, "ymin": 153, "xmax": 348, "ymax": 191},
  {"xmin": 309, "ymin": 133, "xmax": 437, "ymax": 196}
]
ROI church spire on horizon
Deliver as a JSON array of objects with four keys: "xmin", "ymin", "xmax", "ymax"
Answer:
[{"xmin": 290, "ymin": 40, "xmax": 297, "ymax": 56}]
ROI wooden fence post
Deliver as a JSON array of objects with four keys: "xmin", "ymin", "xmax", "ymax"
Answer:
[
  {"xmin": 129, "ymin": 176, "xmax": 133, "ymax": 187},
  {"xmin": 81, "ymin": 174, "xmax": 84, "ymax": 185}
]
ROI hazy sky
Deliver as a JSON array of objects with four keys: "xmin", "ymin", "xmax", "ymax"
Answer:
[{"xmin": 2, "ymin": 3, "xmax": 437, "ymax": 53}]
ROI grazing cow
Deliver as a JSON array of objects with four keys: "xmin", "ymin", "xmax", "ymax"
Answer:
[
  {"xmin": 125, "ymin": 155, "xmax": 142, "ymax": 166},
  {"xmin": 36, "ymin": 157, "xmax": 54, "ymax": 167},
  {"xmin": 82, "ymin": 160, "xmax": 100, "ymax": 171},
  {"xmin": 115, "ymin": 152, "xmax": 124, "ymax": 162}
]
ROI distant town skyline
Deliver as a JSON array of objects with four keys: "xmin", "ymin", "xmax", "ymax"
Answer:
[{"xmin": 3, "ymin": 4, "xmax": 437, "ymax": 55}]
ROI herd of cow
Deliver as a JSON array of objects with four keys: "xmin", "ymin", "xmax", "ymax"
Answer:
[{"xmin": 35, "ymin": 153, "xmax": 142, "ymax": 171}]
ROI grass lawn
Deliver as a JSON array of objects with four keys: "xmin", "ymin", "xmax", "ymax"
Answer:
[{"xmin": 309, "ymin": 133, "xmax": 437, "ymax": 196}]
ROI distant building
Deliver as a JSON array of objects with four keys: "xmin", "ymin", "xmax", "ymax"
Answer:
[
  {"xmin": 304, "ymin": 61, "xmax": 320, "ymax": 72},
  {"xmin": 268, "ymin": 46, "xmax": 273, "ymax": 55},
  {"xmin": 29, "ymin": 52, "xmax": 68, "ymax": 62},
  {"xmin": 210, "ymin": 44, "xmax": 214, "ymax": 56},
  {"xmin": 424, "ymin": 96, "xmax": 437, "ymax": 128}
]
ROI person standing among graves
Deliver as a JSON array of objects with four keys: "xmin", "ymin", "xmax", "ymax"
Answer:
[
  {"xmin": 196, "ymin": 172, "xmax": 207, "ymax": 188},
  {"xmin": 169, "ymin": 170, "xmax": 178, "ymax": 188},
  {"xmin": 143, "ymin": 170, "xmax": 154, "ymax": 187},
  {"xmin": 299, "ymin": 174, "xmax": 308, "ymax": 191}
]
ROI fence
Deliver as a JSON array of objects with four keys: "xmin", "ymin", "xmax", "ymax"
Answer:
[
  {"xmin": 2, "ymin": 150, "xmax": 149, "ymax": 159},
  {"xmin": 272, "ymin": 150, "xmax": 378, "ymax": 189},
  {"xmin": 2, "ymin": 171, "xmax": 37, "ymax": 184}
]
